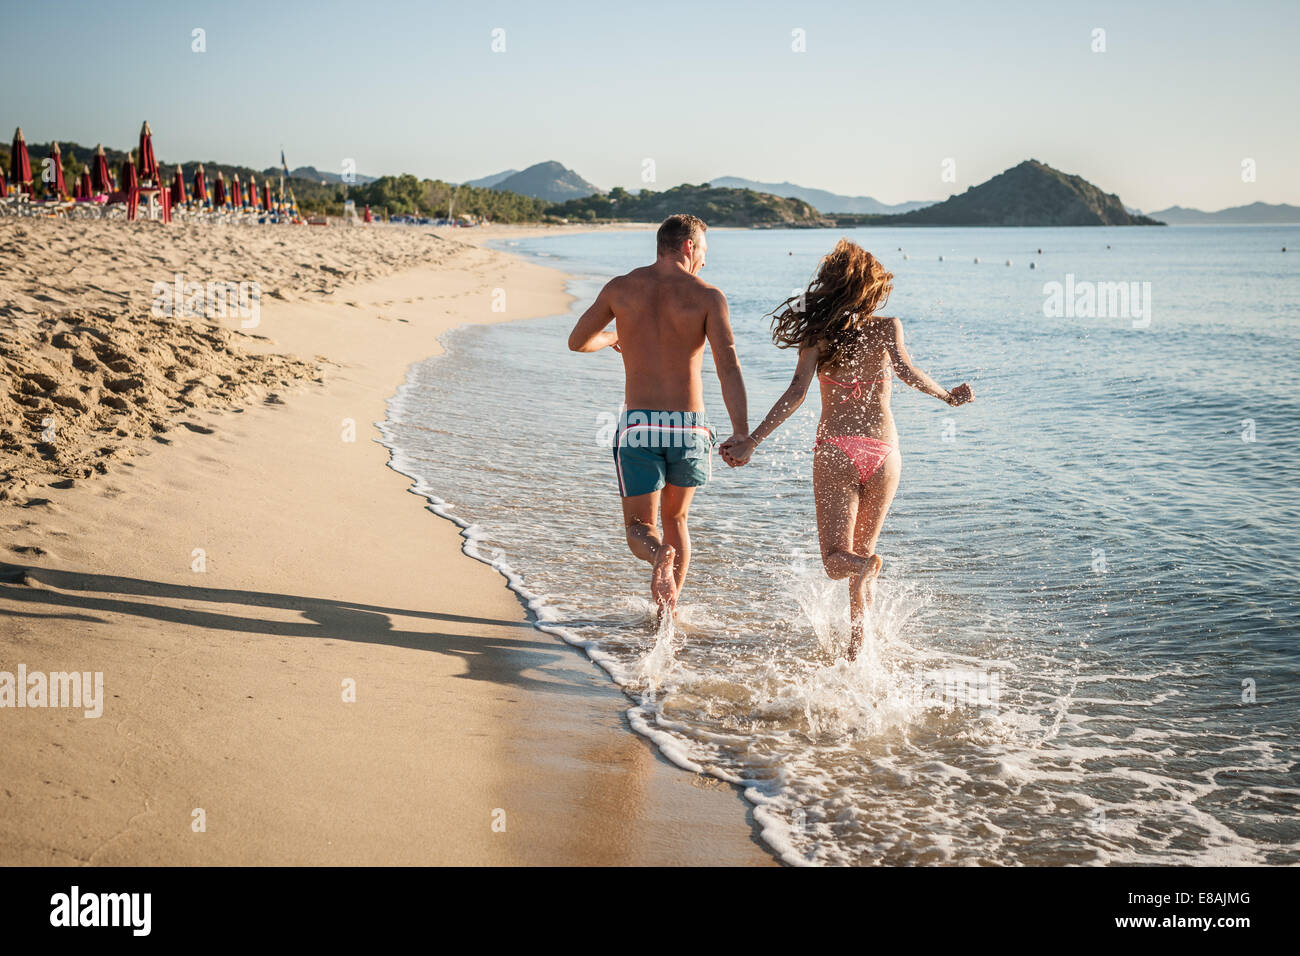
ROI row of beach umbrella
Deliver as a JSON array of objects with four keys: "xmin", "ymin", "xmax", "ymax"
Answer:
[{"xmin": 4, "ymin": 122, "xmax": 302, "ymax": 219}]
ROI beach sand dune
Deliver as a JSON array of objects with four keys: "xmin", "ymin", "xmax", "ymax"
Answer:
[{"xmin": 0, "ymin": 219, "xmax": 770, "ymax": 866}]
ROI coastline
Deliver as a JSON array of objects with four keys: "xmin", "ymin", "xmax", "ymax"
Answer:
[{"xmin": 0, "ymin": 220, "xmax": 773, "ymax": 866}]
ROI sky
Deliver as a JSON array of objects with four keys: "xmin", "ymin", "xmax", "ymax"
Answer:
[{"xmin": 3, "ymin": 0, "xmax": 1298, "ymax": 212}]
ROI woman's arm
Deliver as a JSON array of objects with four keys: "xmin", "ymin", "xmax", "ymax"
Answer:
[
  {"xmin": 887, "ymin": 317, "xmax": 973, "ymax": 406},
  {"xmin": 721, "ymin": 345, "xmax": 820, "ymax": 465}
]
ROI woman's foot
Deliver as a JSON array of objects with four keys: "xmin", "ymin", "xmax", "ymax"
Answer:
[
  {"xmin": 846, "ymin": 554, "xmax": 883, "ymax": 661},
  {"xmin": 850, "ymin": 553, "xmax": 883, "ymax": 609}
]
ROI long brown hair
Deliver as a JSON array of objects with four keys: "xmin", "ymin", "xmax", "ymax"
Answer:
[{"xmin": 769, "ymin": 239, "xmax": 894, "ymax": 367}]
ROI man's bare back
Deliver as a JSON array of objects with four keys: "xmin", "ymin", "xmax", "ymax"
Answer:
[
  {"xmin": 603, "ymin": 264, "xmax": 721, "ymax": 412},
  {"xmin": 568, "ymin": 215, "xmax": 750, "ymax": 616}
]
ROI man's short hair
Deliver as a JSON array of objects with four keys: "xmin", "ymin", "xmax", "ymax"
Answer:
[{"xmin": 657, "ymin": 214, "xmax": 707, "ymax": 256}]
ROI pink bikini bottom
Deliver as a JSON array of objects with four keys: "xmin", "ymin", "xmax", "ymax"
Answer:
[{"xmin": 815, "ymin": 435, "xmax": 896, "ymax": 483}]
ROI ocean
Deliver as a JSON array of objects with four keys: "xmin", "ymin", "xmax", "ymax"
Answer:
[{"xmin": 380, "ymin": 225, "xmax": 1300, "ymax": 866}]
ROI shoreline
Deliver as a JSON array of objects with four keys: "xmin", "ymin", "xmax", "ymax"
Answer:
[{"xmin": 0, "ymin": 220, "xmax": 774, "ymax": 866}]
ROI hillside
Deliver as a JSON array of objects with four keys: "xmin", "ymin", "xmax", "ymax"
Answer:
[
  {"xmin": 1146, "ymin": 202, "xmax": 1300, "ymax": 224},
  {"xmin": 710, "ymin": 175, "xmax": 931, "ymax": 214},
  {"xmin": 887, "ymin": 160, "xmax": 1162, "ymax": 226},
  {"xmin": 552, "ymin": 183, "xmax": 832, "ymax": 228},
  {"xmin": 289, "ymin": 165, "xmax": 377, "ymax": 186},
  {"xmin": 464, "ymin": 169, "xmax": 518, "ymax": 189},
  {"xmin": 489, "ymin": 161, "xmax": 601, "ymax": 202}
]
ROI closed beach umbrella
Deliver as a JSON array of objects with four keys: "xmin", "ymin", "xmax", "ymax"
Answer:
[
  {"xmin": 247, "ymin": 172, "xmax": 258, "ymax": 209},
  {"xmin": 121, "ymin": 154, "xmax": 138, "ymax": 192},
  {"xmin": 231, "ymin": 173, "xmax": 243, "ymax": 208},
  {"xmin": 364, "ymin": 204, "xmax": 373, "ymax": 223},
  {"xmin": 213, "ymin": 171, "xmax": 226, "ymax": 207},
  {"xmin": 9, "ymin": 127, "xmax": 32, "ymax": 194},
  {"xmin": 91, "ymin": 143, "xmax": 111, "ymax": 194},
  {"xmin": 172, "ymin": 165, "xmax": 186, "ymax": 205},
  {"xmin": 262, "ymin": 182, "xmax": 271, "ymax": 212},
  {"xmin": 47, "ymin": 141, "xmax": 66, "ymax": 197},
  {"xmin": 0, "ymin": 165, "xmax": 6, "ymax": 196},
  {"xmin": 137, "ymin": 121, "xmax": 159, "ymax": 184},
  {"xmin": 79, "ymin": 165, "xmax": 92, "ymax": 199},
  {"xmin": 193, "ymin": 163, "xmax": 207, "ymax": 203}
]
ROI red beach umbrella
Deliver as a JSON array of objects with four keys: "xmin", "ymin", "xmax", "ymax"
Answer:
[
  {"xmin": 46, "ymin": 141, "xmax": 67, "ymax": 197},
  {"xmin": 137, "ymin": 121, "xmax": 159, "ymax": 184},
  {"xmin": 79, "ymin": 165, "xmax": 92, "ymax": 199},
  {"xmin": 172, "ymin": 165, "xmax": 186, "ymax": 205},
  {"xmin": 231, "ymin": 173, "xmax": 243, "ymax": 208},
  {"xmin": 0, "ymin": 165, "xmax": 6, "ymax": 196},
  {"xmin": 363, "ymin": 204, "xmax": 373, "ymax": 223},
  {"xmin": 91, "ymin": 143, "xmax": 111, "ymax": 194},
  {"xmin": 121, "ymin": 155, "xmax": 138, "ymax": 192},
  {"xmin": 193, "ymin": 164, "xmax": 207, "ymax": 203},
  {"xmin": 262, "ymin": 182, "xmax": 271, "ymax": 211},
  {"xmin": 213, "ymin": 171, "xmax": 226, "ymax": 208},
  {"xmin": 247, "ymin": 172, "xmax": 258, "ymax": 209},
  {"xmin": 9, "ymin": 127, "xmax": 32, "ymax": 195}
]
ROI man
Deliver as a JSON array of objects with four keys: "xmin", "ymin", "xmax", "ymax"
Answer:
[{"xmin": 568, "ymin": 214, "xmax": 749, "ymax": 616}]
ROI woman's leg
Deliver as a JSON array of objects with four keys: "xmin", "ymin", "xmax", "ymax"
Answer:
[
  {"xmin": 853, "ymin": 448, "xmax": 902, "ymax": 569},
  {"xmin": 814, "ymin": 446, "xmax": 875, "ymax": 659},
  {"xmin": 813, "ymin": 446, "xmax": 871, "ymax": 580}
]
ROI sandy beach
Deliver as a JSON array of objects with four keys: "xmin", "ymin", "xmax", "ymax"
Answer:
[{"xmin": 0, "ymin": 218, "xmax": 771, "ymax": 866}]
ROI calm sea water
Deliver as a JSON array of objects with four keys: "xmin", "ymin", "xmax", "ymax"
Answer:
[{"xmin": 381, "ymin": 225, "xmax": 1300, "ymax": 866}]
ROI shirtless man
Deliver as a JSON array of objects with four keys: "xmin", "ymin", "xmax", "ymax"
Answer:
[{"xmin": 568, "ymin": 214, "xmax": 749, "ymax": 616}]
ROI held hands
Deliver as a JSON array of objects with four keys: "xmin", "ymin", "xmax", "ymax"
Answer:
[
  {"xmin": 946, "ymin": 383, "xmax": 974, "ymax": 407},
  {"xmin": 720, "ymin": 434, "xmax": 757, "ymax": 467}
]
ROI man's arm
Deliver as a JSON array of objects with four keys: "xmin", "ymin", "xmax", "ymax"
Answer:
[
  {"xmin": 704, "ymin": 288, "xmax": 749, "ymax": 440},
  {"xmin": 568, "ymin": 279, "xmax": 620, "ymax": 353}
]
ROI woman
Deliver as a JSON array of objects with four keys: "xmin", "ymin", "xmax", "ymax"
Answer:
[{"xmin": 722, "ymin": 240, "xmax": 973, "ymax": 660}]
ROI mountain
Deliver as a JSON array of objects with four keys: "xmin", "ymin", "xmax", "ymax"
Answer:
[
  {"xmin": 489, "ymin": 161, "xmax": 602, "ymax": 202},
  {"xmin": 288, "ymin": 165, "xmax": 376, "ymax": 186},
  {"xmin": 710, "ymin": 175, "xmax": 931, "ymax": 214},
  {"xmin": 886, "ymin": 160, "xmax": 1162, "ymax": 226},
  {"xmin": 1145, "ymin": 202, "xmax": 1300, "ymax": 225},
  {"xmin": 464, "ymin": 169, "xmax": 519, "ymax": 189},
  {"xmin": 551, "ymin": 183, "xmax": 831, "ymax": 228}
]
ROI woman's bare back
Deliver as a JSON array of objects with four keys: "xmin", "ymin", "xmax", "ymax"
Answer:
[{"xmin": 815, "ymin": 318, "xmax": 899, "ymax": 443}]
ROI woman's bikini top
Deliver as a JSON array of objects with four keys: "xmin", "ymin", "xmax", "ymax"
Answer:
[{"xmin": 818, "ymin": 370, "xmax": 891, "ymax": 403}]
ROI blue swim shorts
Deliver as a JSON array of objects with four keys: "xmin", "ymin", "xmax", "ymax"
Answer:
[{"xmin": 612, "ymin": 409, "xmax": 715, "ymax": 498}]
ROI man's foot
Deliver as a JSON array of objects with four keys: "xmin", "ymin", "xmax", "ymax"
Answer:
[{"xmin": 651, "ymin": 544, "xmax": 678, "ymax": 619}]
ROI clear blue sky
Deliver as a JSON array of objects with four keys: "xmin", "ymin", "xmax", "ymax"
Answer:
[{"xmin": 3, "ymin": 0, "xmax": 1297, "ymax": 211}]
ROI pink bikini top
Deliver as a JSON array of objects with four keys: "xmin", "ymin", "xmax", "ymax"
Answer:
[{"xmin": 819, "ymin": 370, "xmax": 891, "ymax": 403}]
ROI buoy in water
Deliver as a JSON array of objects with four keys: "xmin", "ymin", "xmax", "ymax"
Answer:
[
  {"xmin": 1029, "ymin": 261, "xmax": 1037, "ymax": 269},
  {"xmin": 974, "ymin": 257, "xmax": 980, "ymax": 263}
]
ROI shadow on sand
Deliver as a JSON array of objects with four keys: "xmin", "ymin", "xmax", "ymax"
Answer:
[{"xmin": 0, "ymin": 561, "xmax": 591, "ymax": 697}]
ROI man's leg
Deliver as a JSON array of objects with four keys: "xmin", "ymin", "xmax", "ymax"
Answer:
[
  {"xmin": 621, "ymin": 491, "xmax": 677, "ymax": 611},
  {"xmin": 659, "ymin": 483, "xmax": 696, "ymax": 595}
]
